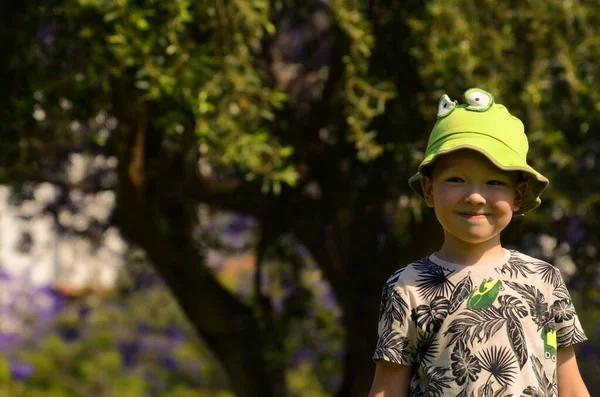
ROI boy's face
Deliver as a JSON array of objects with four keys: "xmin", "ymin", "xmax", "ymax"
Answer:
[{"xmin": 420, "ymin": 150, "xmax": 527, "ymax": 246}]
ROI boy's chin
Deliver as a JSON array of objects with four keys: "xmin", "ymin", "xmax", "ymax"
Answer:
[{"xmin": 444, "ymin": 229, "xmax": 503, "ymax": 246}]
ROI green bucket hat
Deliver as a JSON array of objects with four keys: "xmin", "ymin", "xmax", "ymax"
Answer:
[{"xmin": 408, "ymin": 88, "xmax": 549, "ymax": 215}]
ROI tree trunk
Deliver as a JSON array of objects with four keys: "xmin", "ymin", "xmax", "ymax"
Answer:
[
  {"xmin": 296, "ymin": 195, "xmax": 442, "ymax": 397},
  {"xmin": 109, "ymin": 79, "xmax": 286, "ymax": 397}
]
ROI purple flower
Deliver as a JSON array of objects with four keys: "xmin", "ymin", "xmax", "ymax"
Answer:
[
  {"xmin": 164, "ymin": 326, "xmax": 184, "ymax": 344},
  {"xmin": 295, "ymin": 245, "xmax": 309, "ymax": 258},
  {"xmin": 0, "ymin": 332, "xmax": 22, "ymax": 350},
  {"xmin": 320, "ymin": 289, "xmax": 337, "ymax": 309},
  {"xmin": 159, "ymin": 356, "xmax": 178, "ymax": 371},
  {"xmin": 226, "ymin": 216, "xmax": 254, "ymax": 234},
  {"xmin": 58, "ymin": 324, "xmax": 81, "ymax": 342},
  {"xmin": 0, "ymin": 270, "xmax": 11, "ymax": 280},
  {"xmin": 272, "ymin": 297, "xmax": 283, "ymax": 312},
  {"xmin": 223, "ymin": 233, "xmax": 248, "ymax": 250},
  {"xmin": 146, "ymin": 373, "xmax": 167, "ymax": 390},
  {"xmin": 316, "ymin": 341, "xmax": 328, "ymax": 353},
  {"xmin": 35, "ymin": 287, "xmax": 61, "ymax": 305},
  {"xmin": 11, "ymin": 361, "xmax": 34, "ymax": 380},
  {"xmin": 136, "ymin": 322, "xmax": 152, "ymax": 335},
  {"xmin": 564, "ymin": 216, "xmax": 586, "ymax": 245},
  {"xmin": 578, "ymin": 344, "xmax": 595, "ymax": 358},
  {"xmin": 78, "ymin": 304, "xmax": 91, "ymax": 319},
  {"xmin": 135, "ymin": 273, "xmax": 163, "ymax": 290},
  {"xmin": 141, "ymin": 334, "xmax": 170, "ymax": 353},
  {"xmin": 291, "ymin": 347, "xmax": 314, "ymax": 365},
  {"xmin": 183, "ymin": 359, "xmax": 203, "ymax": 373},
  {"xmin": 117, "ymin": 341, "xmax": 141, "ymax": 368},
  {"xmin": 35, "ymin": 286, "xmax": 64, "ymax": 325}
]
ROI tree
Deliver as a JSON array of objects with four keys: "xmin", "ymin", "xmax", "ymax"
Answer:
[{"xmin": 3, "ymin": 1, "xmax": 600, "ymax": 396}]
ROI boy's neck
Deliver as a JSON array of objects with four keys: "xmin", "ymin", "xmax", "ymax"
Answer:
[{"xmin": 436, "ymin": 234, "xmax": 506, "ymax": 267}]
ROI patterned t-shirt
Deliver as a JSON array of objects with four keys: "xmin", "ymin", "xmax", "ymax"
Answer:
[{"xmin": 373, "ymin": 249, "xmax": 587, "ymax": 397}]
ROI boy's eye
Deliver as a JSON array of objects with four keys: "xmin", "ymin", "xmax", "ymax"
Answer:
[
  {"xmin": 445, "ymin": 177, "xmax": 464, "ymax": 183},
  {"xmin": 487, "ymin": 180, "xmax": 507, "ymax": 186}
]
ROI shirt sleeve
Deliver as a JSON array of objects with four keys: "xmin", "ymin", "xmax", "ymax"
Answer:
[
  {"xmin": 372, "ymin": 279, "xmax": 417, "ymax": 366},
  {"xmin": 551, "ymin": 267, "xmax": 587, "ymax": 348}
]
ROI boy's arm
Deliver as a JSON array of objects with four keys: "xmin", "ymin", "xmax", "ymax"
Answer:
[
  {"xmin": 368, "ymin": 360, "xmax": 413, "ymax": 397},
  {"xmin": 557, "ymin": 346, "xmax": 590, "ymax": 397}
]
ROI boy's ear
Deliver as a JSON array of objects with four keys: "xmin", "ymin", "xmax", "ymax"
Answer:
[
  {"xmin": 421, "ymin": 177, "xmax": 435, "ymax": 208},
  {"xmin": 513, "ymin": 180, "xmax": 528, "ymax": 212}
]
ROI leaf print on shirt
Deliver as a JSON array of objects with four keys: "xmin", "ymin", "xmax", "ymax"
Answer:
[
  {"xmin": 522, "ymin": 355, "xmax": 556, "ymax": 397},
  {"xmin": 409, "ymin": 385, "xmax": 425, "ymax": 397},
  {"xmin": 495, "ymin": 254, "xmax": 535, "ymax": 278},
  {"xmin": 497, "ymin": 295, "xmax": 528, "ymax": 368},
  {"xmin": 413, "ymin": 259, "xmax": 456, "ymax": 301},
  {"xmin": 552, "ymin": 299, "xmax": 575, "ymax": 323},
  {"xmin": 478, "ymin": 346, "xmax": 517, "ymax": 388},
  {"xmin": 451, "ymin": 339, "xmax": 481, "ymax": 386},
  {"xmin": 449, "ymin": 273, "xmax": 473, "ymax": 314},
  {"xmin": 532, "ymin": 354, "xmax": 552, "ymax": 391},
  {"xmin": 373, "ymin": 327, "xmax": 410, "ymax": 365},
  {"xmin": 505, "ymin": 281, "xmax": 551, "ymax": 330},
  {"xmin": 522, "ymin": 387, "xmax": 546, "ymax": 397},
  {"xmin": 533, "ymin": 261, "xmax": 561, "ymax": 287},
  {"xmin": 445, "ymin": 306, "xmax": 506, "ymax": 347},
  {"xmin": 411, "ymin": 297, "xmax": 450, "ymax": 332},
  {"xmin": 556, "ymin": 320, "xmax": 587, "ymax": 347},
  {"xmin": 410, "ymin": 330, "xmax": 440, "ymax": 365},
  {"xmin": 416, "ymin": 364, "xmax": 454, "ymax": 397},
  {"xmin": 379, "ymin": 268, "xmax": 407, "ymax": 321},
  {"xmin": 506, "ymin": 317, "xmax": 528, "ymax": 368},
  {"xmin": 456, "ymin": 390, "xmax": 474, "ymax": 397},
  {"xmin": 380, "ymin": 287, "xmax": 409, "ymax": 329},
  {"xmin": 478, "ymin": 382, "xmax": 507, "ymax": 397},
  {"xmin": 553, "ymin": 279, "xmax": 571, "ymax": 301},
  {"xmin": 378, "ymin": 286, "xmax": 390, "ymax": 321},
  {"xmin": 498, "ymin": 295, "xmax": 528, "ymax": 319}
]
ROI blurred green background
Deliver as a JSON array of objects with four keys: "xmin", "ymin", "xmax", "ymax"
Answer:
[{"xmin": 1, "ymin": 0, "xmax": 599, "ymax": 396}]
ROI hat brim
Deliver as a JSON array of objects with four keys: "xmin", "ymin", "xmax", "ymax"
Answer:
[{"xmin": 408, "ymin": 133, "xmax": 549, "ymax": 215}]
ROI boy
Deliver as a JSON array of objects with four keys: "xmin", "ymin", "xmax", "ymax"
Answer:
[{"xmin": 369, "ymin": 88, "xmax": 589, "ymax": 397}]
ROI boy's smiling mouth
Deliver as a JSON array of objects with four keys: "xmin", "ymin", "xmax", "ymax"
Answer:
[{"xmin": 458, "ymin": 212, "xmax": 489, "ymax": 219}]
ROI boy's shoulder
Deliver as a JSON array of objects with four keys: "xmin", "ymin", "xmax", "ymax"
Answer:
[
  {"xmin": 382, "ymin": 255, "xmax": 440, "ymax": 287},
  {"xmin": 506, "ymin": 249, "xmax": 550, "ymax": 264},
  {"xmin": 383, "ymin": 250, "xmax": 561, "ymax": 288},
  {"xmin": 500, "ymin": 249, "xmax": 566, "ymax": 289},
  {"xmin": 502, "ymin": 249, "xmax": 558, "ymax": 274}
]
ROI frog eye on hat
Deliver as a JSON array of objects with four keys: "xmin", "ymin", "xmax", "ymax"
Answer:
[
  {"xmin": 464, "ymin": 88, "xmax": 494, "ymax": 112},
  {"xmin": 437, "ymin": 94, "xmax": 457, "ymax": 119}
]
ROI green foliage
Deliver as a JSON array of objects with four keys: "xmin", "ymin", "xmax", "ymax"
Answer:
[
  {"xmin": 0, "ymin": 243, "xmax": 346, "ymax": 396},
  {"xmin": 208, "ymin": 231, "xmax": 345, "ymax": 395},
  {"xmin": 5, "ymin": 1, "xmax": 600, "ymax": 395},
  {"xmin": 407, "ymin": 0, "xmax": 600, "ymax": 214},
  {"xmin": 287, "ymin": 362, "xmax": 330, "ymax": 397},
  {"xmin": 571, "ymin": 292, "xmax": 600, "ymax": 390},
  {"xmin": 331, "ymin": 0, "xmax": 396, "ymax": 161},
  {"xmin": 66, "ymin": 0, "xmax": 297, "ymax": 192},
  {"xmin": 0, "ymin": 280, "xmax": 229, "ymax": 396},
  {"xmin": 0, "ymin": 356, "xmax": 10, "ymax": 383}
]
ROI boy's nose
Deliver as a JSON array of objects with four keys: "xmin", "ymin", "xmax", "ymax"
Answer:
[{"xmin": 464, "ymin": 191, "xmax": 486, "ymax": 205}]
